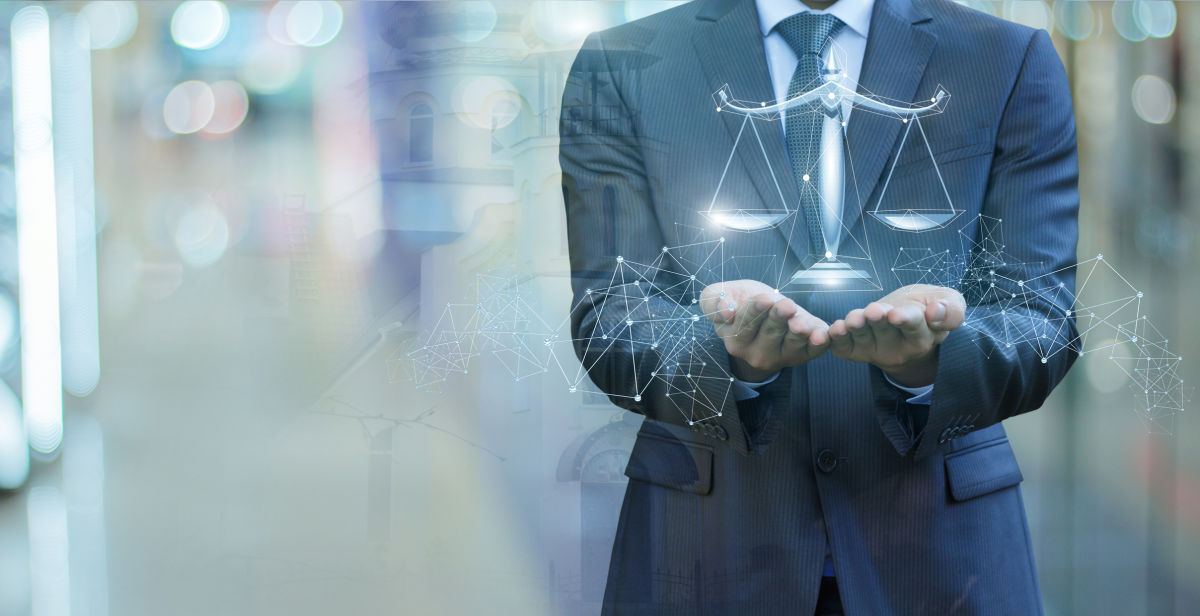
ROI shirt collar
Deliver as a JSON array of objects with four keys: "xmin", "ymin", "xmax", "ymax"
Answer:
[{"xmin": 755, "ymin": 0, "xmax": 874, "ymax": 39}]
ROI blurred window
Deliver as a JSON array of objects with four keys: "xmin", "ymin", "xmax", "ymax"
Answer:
[{"xmin": 409, "ymin": 102, "xmax": 434, "ymax": 164}]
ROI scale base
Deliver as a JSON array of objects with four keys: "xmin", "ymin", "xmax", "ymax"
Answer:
[{"xmin": 789, "ymin": 260, "xmax": 873, "ymax": 285}]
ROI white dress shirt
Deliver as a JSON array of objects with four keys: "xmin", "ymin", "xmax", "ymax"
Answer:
[{"xmin": 733, "ymin": 0, "xmax": 933, "ymax": 405}]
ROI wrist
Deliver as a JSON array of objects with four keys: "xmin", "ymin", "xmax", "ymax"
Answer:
[
  {"xmin": 730, "ymin": 356, "xmax": 778, "ymax": 382},
  {"xmin": 881, "ymin": 349, "xmax": 939, "ymax": 388}
]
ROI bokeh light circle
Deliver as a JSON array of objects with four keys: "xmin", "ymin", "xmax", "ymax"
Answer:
[
  {"xmin": 1005, "ymin": 1, "xmax": 1053, "ymax": 33},
  {"xmin": 203, "ymin": 80, "xmax": 249, "ymax": 135},
  {"xmin": 1054, "ymin": 0, "xmax": 1095, "ymax": 41},
  {"xmin": 163, "ymin": 80, "xmax": 216, "ymax": 134},
  {"xmin": 1112, "ymin": 2, "xmax": 1148, "ymax": 42},
  {"xmin": 238, "ymin": 40, "xmax": 303, "ymax": 94},
  {"xmin": 79, "ymin": 1, "xmax": 138, "ymax": 50},
  {"xmin": 174, "ymin": 201, "xmax": 230, "ymax": 267},
  {"xmin": 268, "ymin": 1, "xmax": 343, "ymax": 47},
  {"xmin": 1134, "ymin": 0, "xmax": 1176, "ymax": 38},
  {"xmin": 170, "ymin": 1, "xmax": 230, "ymax": 50},
  {"xmin": 1131, "ymin": 75, "xmax": 1176, "ymax": 125},
  {"xmin": 531, "ymin": 1, "xmax": 615, "ymax": 46},
  {"xmin": 453, "ymin": 76, "xmax": 522, "ymax": 130},
  {"xmin": 288, "ymin": 1, "xmax": 343, "ymax": 47},
  {"xmin": 452, "ymin": 1, "xmax": 497, "ymax": 43}
]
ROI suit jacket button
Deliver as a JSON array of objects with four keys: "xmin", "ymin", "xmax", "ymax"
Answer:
[
  {"xmin": 816, "ymin": 449, "xmax": 838, "ymax": 473},
  {"xmin": 715, "ymin": 425, "xmax": 728, "ymax": 441}
]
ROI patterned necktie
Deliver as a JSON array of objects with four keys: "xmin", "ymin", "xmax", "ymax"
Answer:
[{"xmin": 776, "ymin": 13, "xmax": 844, "ymax": 258}]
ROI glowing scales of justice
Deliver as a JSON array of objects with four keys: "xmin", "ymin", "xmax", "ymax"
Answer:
[{"xmin": 706, "ymin": 53, "xmax": 953, "ymax": 284}]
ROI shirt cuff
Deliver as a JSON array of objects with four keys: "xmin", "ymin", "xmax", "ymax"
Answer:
[
  {"xmin": 883, "ymin": 373, "xmax": 934, "ymax": 405},
  {"xmin": 732, "ymin": 372, "xmax": 780, "ymax": 401}
]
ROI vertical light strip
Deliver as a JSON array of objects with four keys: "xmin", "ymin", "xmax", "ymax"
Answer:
[
  {"xmin": 64, "ymin": 415, "xmax": 108, "ymax": 616},
  {"xmin": 12, "ymin": 6, "xmax": 64, "ymax": 455},
  {"xmin": 53, "ymin": 15, "xmax": 100, "ymax": 397},
  {"xmin": 27, "ymin": 486, "xmax": 72, "ymax": 616}
]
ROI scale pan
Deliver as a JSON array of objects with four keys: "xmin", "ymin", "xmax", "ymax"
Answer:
[
  {"xmin": 701, "ymin": 210, "xmax": 790, "ymax": 231},
  {"xmin": 870, "ymin": 210, "xmax": 962, "ymax": 232}
]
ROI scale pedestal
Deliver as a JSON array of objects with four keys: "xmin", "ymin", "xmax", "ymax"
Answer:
[{"xmin": 789, "ymin": 258, "xmax": 872, "ymax": 286}]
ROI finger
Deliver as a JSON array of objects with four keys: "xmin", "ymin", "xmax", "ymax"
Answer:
[
  {"xmin": 844, "ymin": 308, "xmax": 869, "ymax": 331},
  {"xmin": 755, "ymin": 299, "xmax": 794, "ymax": 351},
  {"xmin": 863, "ymin": 301, "xmax": 891, "ymax": 323},
  {"xmin": 865, "ymin": 303, "xmax": 904, "ymax": 346},
  {"xmin": 848, "ymin": 310, "xmax": 875, "ymax": 350},
  {"xmin": 731, "ymin": 292, "xmax": 775, "ymax": 336},
  {"xmin": 699, "ymin": 283, "xmax": 737, "ymax": 323},
  {"xmin": 808, "ymin": 324, "xmax": 830, "ymax": 347},
  {"xmin": 828, "ymin": 319, "xmax": 854, "ymax": 357},
  {"xmin": 887, "ymin": 303, "xmax": 928, "ymax": 337},
  {"xmin": 928, "ymin": 294, "xmax": 966, "ymax": 331}
]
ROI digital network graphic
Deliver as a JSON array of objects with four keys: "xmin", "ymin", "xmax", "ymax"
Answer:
[
  {"xmin": 391, "ymin": 40, "xmax": 1186, "ymax": 436},
  {"xmin": 393, "ymin": 214, "xmax": 1187, "ymax": 435}
]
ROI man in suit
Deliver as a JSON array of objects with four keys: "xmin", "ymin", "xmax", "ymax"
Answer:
[{"xmin": 559, "ymin": 0, "xmax": 1078, "ymax": 613}]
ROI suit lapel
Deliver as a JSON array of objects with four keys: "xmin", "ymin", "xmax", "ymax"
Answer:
[
  {"xmin": 843, "ymin": 0, "xmax": 937, "ymax": 234},
  {"xmin": 690, "ymin": 0, "xmax": 810, "ymax": 263}
]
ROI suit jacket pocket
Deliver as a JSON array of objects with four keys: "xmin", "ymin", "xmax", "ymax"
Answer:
[
  {"xmin": 624, "ymin": 429, "xmax": 714, "ymax": 496},
  {"xmin": 943, "ymin": 435, "xmax": 1023, "ymax": 501}
]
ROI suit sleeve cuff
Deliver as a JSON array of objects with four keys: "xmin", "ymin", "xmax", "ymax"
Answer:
[
  {"xmin": 882, "ymin": 373, "xmax": 934, "ymax": 405},
  {"xmin": 732, "ymin": 372, "xmax": 780, "ymax": 401}
]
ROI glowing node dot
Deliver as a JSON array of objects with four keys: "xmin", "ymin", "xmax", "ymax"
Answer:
[
  {"xmin": 825, "ymin": 251, "xmax": 833, "ymax": 259},
  {"xmin": 1041, "ymin": 357, "xmax": 1047, "ymax": 364},
  {"xmin": 634, "ymin": 395, "xmax": 642, "ymax": 402},
  {"xmin": 616, "ymin": 256, "xmax": 624, "ymax": 263},
  {"xmin": 803, "ymin": 174, "xmax": 810, "ymax": 182}
]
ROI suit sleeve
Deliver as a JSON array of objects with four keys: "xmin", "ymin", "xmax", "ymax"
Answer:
[
  {"xmin": 877, "ymin": 30, "xmax": 1081, "ymax": 459},
  {"xmin": 559, "ymin": 33, "xmax": 782, "ymax": 455}
]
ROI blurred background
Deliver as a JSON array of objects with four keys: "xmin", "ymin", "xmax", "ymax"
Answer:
[{"xmin": 0, "ymin": 1, "xmax": 1195, "ymax": 614}]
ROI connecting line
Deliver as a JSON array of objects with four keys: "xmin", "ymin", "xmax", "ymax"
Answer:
[
  {"xmin": 708, "ymin": 114, "xmax": 749, "ymax": 213},
  {"xmin": 749, "ymin": 115, "xmax": 791, "ymax": 212},
  {"xmin": 875, "ymin": 117, "xmax": 914, "ymax": 217},
  {"xmin": 915, "ymin": 117, "xmax": 956, "ymax": 215}
]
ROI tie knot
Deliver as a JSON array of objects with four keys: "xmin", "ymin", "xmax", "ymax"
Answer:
[{"xmin": 775, "ymin": 12, "xmax": 843, "ymax": 57}]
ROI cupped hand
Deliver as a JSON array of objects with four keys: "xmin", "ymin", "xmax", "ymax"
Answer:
[
  {"xmin": 826, "ymin": 284, "xmax": 966, "ymax": 387},
  {"xmin": 698, "ymin": 280, "xmax": 830, "ymax": 382}
]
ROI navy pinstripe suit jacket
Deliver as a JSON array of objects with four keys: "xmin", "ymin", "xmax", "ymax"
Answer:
[{"xmin": 559, "ymin": 0, "xmax": 1079, "ymax": 613}]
